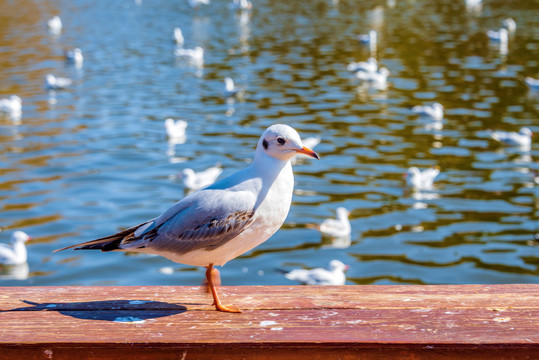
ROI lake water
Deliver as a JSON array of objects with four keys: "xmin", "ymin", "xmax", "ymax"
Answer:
[{"xmin": 0, "ymin": 0, "xmax": 538, "ymax": 287}]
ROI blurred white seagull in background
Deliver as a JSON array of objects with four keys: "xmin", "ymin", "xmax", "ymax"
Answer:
[
  {"xmin": 64, "ymin": 48, "xmax": 83, "ymax": 67},
  {"xmin": 180, "ymin": 165, "xmax": 223, "ymax": 192},
  {"xmin": 0, "ymin": 95, "xmax": 22, "ymax": 117},
  {"xmin": 308, "ymin": 207, "xmax": 351, "ymax": 239},
  {"xmin": 173, "ymin": 27, "xmax": 184, "ymax": 46},
  {"xmin": 347, "ymin": 58, "xmax": 378, "ymax": 74},
  {"xmin": 174, "ymin": 46, "xmax": 204, "ymax": 67},
  {"xmin": 284, "ymin": 260, "xmax": 349, "ymax": 285},
  {"xmin": 412, "ymin": 102, "xmax": 444, "ymax": 121},
  {"xmin": 406, "ymin": 167, "xmax": 440, "ymax": 191},
  {"xmin": 490, "ymin": 127, "xmax": 532, "ymax": 149},
  {"xmin": 165, "ymin": 118, "xmax": 188, "ymax": 140},
  {"xmin": 224, "ymin": 77, "xmax": 239, "ymax": 98},
  {"xmin": 0, "ymin": 231, "xmax": 31, "ymax": 266},
  {"xmin": 47, "ymin": 16, "xmax": 62, "ymax": 35},
  {"xmin": 55, "ymin": 124, "xmax": 319, "ymax": 313},
  {"xmin": 44, "ymin": 74, "xmax": 72, "ymax": 90}
]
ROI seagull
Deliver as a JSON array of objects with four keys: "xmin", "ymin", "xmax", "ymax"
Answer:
[
  {"xmin": 188, "ymin": 0, "xmax": 210, "ymax": 9},
  {"xmin": 224, "ymin": 77, "xmax": 239, "ymax": 98},
  {"xmin": 44, "ymin": 74, "xmax": 72, "ymax": 90},
  {"xmin": 180, "ymin": 165, "xmax": 223, "ymax": 191},
  {"xmin": 0, "ymin": 95, "xmax": 22, "ymax": 116},
  {"xmin": 502, "ymin": 17, "xmax": 517, "ymax": 33},
  {"xmin": 54, "ymin": 124, "xmax": 319, "ymax": 312},
  {"xmin": 405, "ymin": 167, "xmax": 440, "ymax": 191},
  {"xmin": 0, "ymin": 231, "xmax": 31, "ymax": 266},
  {"xmin": 47, "ymin": 16, "xmax": 62, "ymax": 35},
  {"xmin": 356, "ymin": 67, "xmax": 390, "ymax": 88},
  {"xmin": 490, "ymin": 127, "xmax": 533, "ymax": 149},
  {"xmin": 284, "ymin": 260, "xmax": 349, "ymax": 285},
  {"xmin": 229, "ymin": 0, "xmax": 252, "ymax": 11},
  {"xmin": 357, "ymin": 30, "xmax": 377, "ymax": 46},
  {"xmin": 411, "ymin": 103, "xmax": 444, "ymax": 121},
  {"xmin": 347, "ymin": 58, "xmax": 377, "ymax": 74},
  {"xmin": 316, "ymin": 207, "xmax": 351, "ymax": 238},
  {"xmin": 173, "ymin": 27, "xmax": 184, "ymax": 46},
  {"xmin": 487, "ymin": 28, "xmax": 508, "ymax": 43},
  {"xmin": 525, "ymin": 77, "xmax": 539, "ymax": 91},
  {"xmin": 165, "ymin": 118, "xmax": 187, "ymax": 140},
  {"xmin": 64, "ymin": 48, "xmax": 83, "ymax": 67},
  {"xmin": 174, "ymin": 46, "xmax": 204, "ymax": 66}
]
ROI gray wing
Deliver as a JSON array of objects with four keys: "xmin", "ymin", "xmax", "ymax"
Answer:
[{"xmin": 121, "ymin": 187, "xmax": 257, "ymax": 254}]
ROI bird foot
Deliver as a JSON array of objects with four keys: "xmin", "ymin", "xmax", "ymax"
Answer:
[{"xmin": 214, "ymin": 302, "xmax": 242, "ymax": 313}]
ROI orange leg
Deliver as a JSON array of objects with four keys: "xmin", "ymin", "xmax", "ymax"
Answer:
[{"xmin": 205, "ymin": 264, "xmax": 241, "ymax": 313}]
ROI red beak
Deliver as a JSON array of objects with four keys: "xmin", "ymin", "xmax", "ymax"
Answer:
[{"xmin": 295, "ymin": 146, "xmax": 320, "ymax": 160}]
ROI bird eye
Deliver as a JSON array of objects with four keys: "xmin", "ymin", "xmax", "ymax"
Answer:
[{"xmin": 276, "ymin": 137, "xmax": 286, "ymax": 145}]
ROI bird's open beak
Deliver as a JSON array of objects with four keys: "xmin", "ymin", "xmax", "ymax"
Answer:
[{"xmin": 295, "ymin": 146, "xmax": 320, "ymax": 160}]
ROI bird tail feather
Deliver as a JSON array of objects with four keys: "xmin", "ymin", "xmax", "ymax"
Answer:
[{"xmin": 53, "ymin": 224, "xmax": 143, "ymax": 253}]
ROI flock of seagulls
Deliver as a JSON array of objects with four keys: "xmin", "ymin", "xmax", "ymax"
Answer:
[{"xmin": 1, "ymin": 1, "xmax": 537, "ymax": 289}]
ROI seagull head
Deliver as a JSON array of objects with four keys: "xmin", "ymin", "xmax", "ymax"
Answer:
[
  {"xmin": 11, "ymin": 231, "xmax": 31, "ymax": 243},
  {"xmin": 520, "ymin": 127, "xmax": 532, "ymax": 137},
  {"xmin": 257, "ymin": 124, "xmax": 319, "ymax": 162},
  {"xmin": 336, "ymin": 207, "xmax": 350, "ymax": 219},
  {"xmin": 329, "ymin": 260, "xmax": 349, "ymax": 272}
]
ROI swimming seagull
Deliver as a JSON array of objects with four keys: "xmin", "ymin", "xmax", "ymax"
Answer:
[
  {"xmin": 229, "ymin": 0, "xmax": 252, "ymax": 11},
  {"xmin": 173, "ymin": 27, "xmax": 184, "ymax": 46},
  {"xmin": 174, "ymin": 46, "xmax": 204, "ymax": 66},
  {"xmin": 502, "ymin": 17, "xmax": 517, "ymax": 33},
  {"xmin": 411, "ymin": 103, "xmax": 444, "ymax": 121},
  {"xmin": 347, "ymin": 58, "xmax": 377, "ymax": 74},
  {"xmin": 188, "ymin": 0, "xmax": 210, "ymax": 9},
  {"xmin": 47, "ymin": 16, "xmax": 62, "ymax": 35},
  {"xmin": 525, "ymin": 77, "xmax": 539, "ymax": 91},
  {"xmin": 316, "ymin": 207, "xmax": 351, "ymax": 238},
  {"xmin": 356, "ymin": 67, "xmax": 390, "ymax": 89},
  {"xmin": 44, "ymin": 74, "xmax": 72, "ymax": 90},
  {"xmin": 490, "ymin": 127, "xmax": 533, "ymax": 149},
  {"xmin": 405, "ymin": 167, "xmax": 440, "ymax": 191},
  {"xmin": 0, "ymin": 95, "xmax": 22, "ymax": 116},
  {"xmin": 487, "ymin": 28, "xmax": 508, "ymax": 43},
  {"xmin": 284, "ymin": 260, "xmax": 349, "ymax": 285},
  {"xmin": 224, "ymin": 77, "xmax": 239, "ymax": 98},
  {"xmin": 357, "ymin": 30, "xmax": 376, "ymax": 45},
  {"xmin": 180, "ymin": 165, "xmax": 223, "ymax": 191},
  {"xmin": 54, "ymin": 124, "xmax": 319, "ymax": 312},
  {"xmin": 0, "ymin": 231, "xmax": 32, "ymax": 266},
  {"xmin": 165, "ymin": 118, "xmax": 187, "ymax": 140},
  {"xmin": 64, "ymin": 48, "xmax": 83, "ymax": 67}
]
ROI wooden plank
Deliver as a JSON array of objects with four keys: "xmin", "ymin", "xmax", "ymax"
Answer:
[{"xmin": 0, "ymin": 284, "xmax": 538, "ymax": 359}]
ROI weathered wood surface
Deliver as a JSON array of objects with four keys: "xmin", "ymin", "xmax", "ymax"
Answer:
[{"xmin": 1, "ymin": 284, "xmax": 538, "ymax": 359}]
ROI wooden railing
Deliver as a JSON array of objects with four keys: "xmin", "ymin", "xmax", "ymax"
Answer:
[{"xmin": 1, "ymin": 284, "xmax": 538, "ymax": 359}]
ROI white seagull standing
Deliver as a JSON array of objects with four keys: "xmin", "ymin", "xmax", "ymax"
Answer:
[
  {"xmin": 47, "ymin": 16, "xmax": 62, "ymax": 35},
  {"xmin": 412, "ymin": 103, "xmax": 444, "ymax": 121},
  {"xmin": 0, "ymin": 231, "xmax": 32, "ymax": 266},
  {"xmin": 406, "ymin": 167, "xmax": 440, "ymax": 191},
  {"xmin": 55, "ymin": 124, "xmax": 319, "ymax": 312},
  {"xmin": 490, "ymin": 127, "xmax": 533, "ymax": 149},
  {"xmin": 180, "ymin": 166, "xmax": 223, "ymax": 191},
  {"xmin": 173, "ymin": 27, "xmax": 184, "ymax": 46},
  {"xmin": 165, "ymin": 118, "xmax": 187, "ymax": 140},
  {"xmin": 44, "ymin": 74, "xmax": 72, "ymax": 90},
  {"xmin": 285, "ymin": 260, "xmax": 349, "ymax": 285},
  {"xmin": 65, "ymin": 48, "xmax": 83, "ymax": 67},
  {"xmin": 0, "ymin": 95, "xmax": 22, "ymax": 117}
]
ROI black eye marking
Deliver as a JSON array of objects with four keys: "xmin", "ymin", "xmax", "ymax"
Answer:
[
  {"xmin": 262, "ymin": 139, "xmax": 268, "ymax": 149},
  {"xmin": 276, "ymin": 137, "xmax": 286, "ymax": 145}
]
